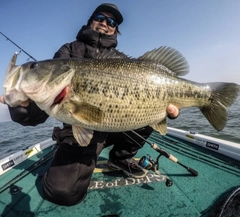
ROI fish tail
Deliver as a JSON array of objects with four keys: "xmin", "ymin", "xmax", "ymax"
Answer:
[{"xmin": 201, "ymin": 83, "xmax": 239, "ymax": 131}]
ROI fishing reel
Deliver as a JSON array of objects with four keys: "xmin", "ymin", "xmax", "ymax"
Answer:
[{"xmin": 138, "ymin": 154, "xmax": 173, "ymax": 187}]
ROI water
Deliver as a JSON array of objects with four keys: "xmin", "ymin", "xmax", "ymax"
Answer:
[
  {"xmin": 0, "ymin": 96, "xmax": 239, "ymax": 160},
  {"xmin": 0, "ymin": 118, "xmax": 62, "ymax": 160},
  {"xmin": 168, "ymin": 95, "xmax": 240, "ymax": 143}
]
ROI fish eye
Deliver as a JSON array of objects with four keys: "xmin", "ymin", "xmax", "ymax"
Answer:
[{"xmin": 29, "ymin": 62, "xmax": 38, "ymax": 69}]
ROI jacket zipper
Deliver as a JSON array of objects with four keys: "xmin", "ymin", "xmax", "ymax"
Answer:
[{"xmin": 96, "ymin": 33, "xmax": 102, "ymax": 53}]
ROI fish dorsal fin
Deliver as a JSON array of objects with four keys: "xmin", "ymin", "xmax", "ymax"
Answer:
[{"xmin": 138, "ymin": 46, "xmax": 189, "ymax": 76}]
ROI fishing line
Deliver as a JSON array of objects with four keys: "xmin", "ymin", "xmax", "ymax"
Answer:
[
  {"xmin": 0, "ymin": 31, "xmax": 37, "ymax": 61},
  {"xmin": 121, "ymin": 131, "xmax": 144, "ymax": 149},
  {"xmin": 0, "ymin": 31, "xmax": 83, "ymax": 61}
]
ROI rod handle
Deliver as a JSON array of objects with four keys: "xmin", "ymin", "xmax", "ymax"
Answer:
[{"xmin": 188, "ymin": 168, "xmax": 198, "ymax": 176}]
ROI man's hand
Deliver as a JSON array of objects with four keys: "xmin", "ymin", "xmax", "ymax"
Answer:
[
  {"xmin": 0, "ymin": 95, "xmax": 5, "ymax": 104},
  {"xmin": 167, "ymin": 104, "xmax": 179, "ymax": 119}
]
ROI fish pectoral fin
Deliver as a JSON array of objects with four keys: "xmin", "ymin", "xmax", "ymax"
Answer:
[
  {"xmin": 72, "ymin": 102, "xmax": 103, "ymax": 125},
  {"xmin": 72, "ymin": 126, "xmax": 94, "ymax": 147},
  {"xmin": 150, "ymin": 119, "xmax": 167, "ymax": 135}
]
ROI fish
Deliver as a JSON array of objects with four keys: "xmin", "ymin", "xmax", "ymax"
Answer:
[{"xmin": 3, "ymin": 46, "xmax": 239, "ymax": 146}]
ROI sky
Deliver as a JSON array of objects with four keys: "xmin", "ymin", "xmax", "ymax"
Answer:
[{"xmin": 0, "ymin": 0, "xmax": 240, "ymax": 121}]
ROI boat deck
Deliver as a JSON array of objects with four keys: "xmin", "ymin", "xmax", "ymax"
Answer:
[{"xmin": 1, "ymin": 131, "xmax": 240, "ymax": 217}]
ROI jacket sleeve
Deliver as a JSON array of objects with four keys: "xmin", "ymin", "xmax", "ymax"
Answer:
[
  {"xmin": 53, "ymin": 43, "xmax": 72, "ymax": 59},
  {"xmin": 8, "ymin": 102, "xmax": 49, "ymax": 126},
  {"xmin": 53, "ymin": 41, "xmax": 86, "ymax": 59}
]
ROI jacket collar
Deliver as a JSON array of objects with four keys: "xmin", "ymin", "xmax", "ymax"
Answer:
[{"xmin": 76, "ymin": 25, "xmax": 118, "ymax": 49}]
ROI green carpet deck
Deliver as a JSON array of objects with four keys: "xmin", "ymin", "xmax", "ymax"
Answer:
[{"xmin": 0, "ymin": 132, "xmax": 239, "ymax": 217}]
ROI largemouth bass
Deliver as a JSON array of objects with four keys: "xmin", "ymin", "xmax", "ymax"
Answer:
[{"xmin": 3, "ymin": 47, "xmax": 239, "ymax": 146}]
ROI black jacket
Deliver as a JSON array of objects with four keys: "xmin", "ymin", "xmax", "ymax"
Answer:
[
  {"xmin": 53, "ymin": 25, "xmax": 126, "ymax": 59},
  {"xmin": 9, "ymin": 25, "xmax": 127, "ymax": 144}
]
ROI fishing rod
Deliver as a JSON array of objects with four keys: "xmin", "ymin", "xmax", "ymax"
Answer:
[
  {"xmin": 157, "ymin": 135, "xmax": 240, "ymax": 174},
  {"xmin": 122, "ymin": 130, "xmax": 198, "ymax": 177},
  {"xmin": 0, "ymin": 149, "xmax": 55, "ymax": 194},
  {"xmin": 0, "ymin": 31, "xmax": 37, "ymax": 61}
]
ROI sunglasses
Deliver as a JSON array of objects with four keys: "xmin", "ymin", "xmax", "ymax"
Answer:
[{"xmin": 93, "ymin": 13, "xmax": 118, "ymax": 28}]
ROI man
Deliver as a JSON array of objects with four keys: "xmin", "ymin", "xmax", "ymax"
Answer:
[{"xmin": 0, "ymin": 3, "xmax": 179, "ymax": 206}]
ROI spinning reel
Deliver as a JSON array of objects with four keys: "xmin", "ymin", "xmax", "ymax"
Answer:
[
  {"xmin": 122, "ymin": 130, "xmax": 198, "ymax": 187},
  {"xmin": 139, "ymin": 154, "xmax": 173, "ymax": 187}
]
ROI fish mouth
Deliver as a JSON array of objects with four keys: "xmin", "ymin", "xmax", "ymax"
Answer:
[{"xmin": 52, "ymin": 86, "xmax": 69, "ymax": 106}]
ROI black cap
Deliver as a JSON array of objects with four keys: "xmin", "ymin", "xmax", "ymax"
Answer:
[{"xmin": 93, "ymin": 3, "xmax": 123, "ymax": 25}]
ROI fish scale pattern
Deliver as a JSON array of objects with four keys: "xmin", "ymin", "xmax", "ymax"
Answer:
[{"xmin": 67, "ymin": 59, "xmax": 211, "ymax": 132}]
